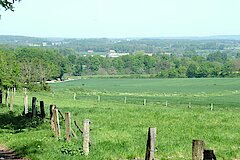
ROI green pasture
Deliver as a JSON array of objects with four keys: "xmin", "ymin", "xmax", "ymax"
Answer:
[
  {"xmin": 52, "ymin": 78, "xmax": 240, "ymax": 107},
  {"xmin": 0, "ymin": 78, "xmax": 240, "ymax": 159},
  {"xmin": 53, "ymin": 78, "xmax": 240, "ymax": 94}
]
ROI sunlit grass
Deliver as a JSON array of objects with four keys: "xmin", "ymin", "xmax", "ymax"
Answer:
[{"xmin": 0, "ymin": 78, "xmax": 240, "ymax": 159}]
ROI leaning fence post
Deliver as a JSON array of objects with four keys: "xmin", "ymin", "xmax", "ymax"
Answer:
[
  {"xmin": 83, "ymin": 119, "xmax": 90, "ymax": 156},
  {"xmin": 65, "ymin": 112, "xmax": 71, "ymax": 141},
  {"xmin": 32, "ymin": 97, "xmax": 37, "ymax": 117},
  {"xmin": 53, "ymin": 108, "xmax": 61, "ymax": 138},
  {"xmin": 192, "ymin": 140, "xmax": 205, "ymax": 160},
  {"xmin": 145, "ymin": 127, "xmax": 156, "ymax": 160},
  {"xmin": 24, "ymin": 95, "xmax": 28, "ymax": 114},
  {"xmin": 9, "ymin": 95, "xmax": 14, "ymax": 112},
  {"xmin": 50, "ymin": 105, "xmax": 56, "ymax": 131},
  {"xmin": 40, "ymin": 101, "xmax": 45, "ymax": 118}
]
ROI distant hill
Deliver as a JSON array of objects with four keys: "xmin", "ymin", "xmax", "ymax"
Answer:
[
  {"xmin": 1, "ymin": 35, "xmax": 240, "ymax": 54},
  {"xmin": 145, "ymin": 35, "xmax": 240, "ymax": 40},
  {"xmin": 206, "ymin": 35, "xmax": 240, "ymax": 40},
  {"xmin": 0, "ymin": 35, "xmax": 67, "ymax": 46},
  {"xmin": 0, "ymin": 35, "xmax": 44, "ymax": 41},
  {"xmin": 1, "ymin": 35, "xmax": 240, "ymax": 44}
]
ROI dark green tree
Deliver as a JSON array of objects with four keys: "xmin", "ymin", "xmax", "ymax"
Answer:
[
  {"xmin": 0, "ymin": 49, "xmax": 20, "ymax": 89},
  {"xmin": 0, "ymin": 0, "xmax": 20, "ymax": 12},
  {"xmin": 207, "ymin": 51, "xmax": 227, "ymax": 63},
  {"xmin": 186, "ymin": 63, "xmax": 198, "ymax": 78}
]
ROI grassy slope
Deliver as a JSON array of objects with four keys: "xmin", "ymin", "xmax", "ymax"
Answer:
[{"xmin": 0, "ymin": 78, "xmax": 240, "ymax": 160}]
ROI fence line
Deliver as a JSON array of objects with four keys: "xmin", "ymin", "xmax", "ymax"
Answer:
[
  {"xmin": 1, "ymin": 92, "xmax": 219, "ymax": 159},
  {"xmin": 65, "ymin": 93, "xmax": 220, "ymax": 109}
]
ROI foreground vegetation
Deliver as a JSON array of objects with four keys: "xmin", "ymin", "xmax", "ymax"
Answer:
[{"xmin": 0, "ymin": 78, "xmax": 240, "ymax": 160}]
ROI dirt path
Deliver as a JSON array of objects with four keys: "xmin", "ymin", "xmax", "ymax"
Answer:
[{"xmin": 0, "ymin": 145, "xmax": 28, "ymax": 160}]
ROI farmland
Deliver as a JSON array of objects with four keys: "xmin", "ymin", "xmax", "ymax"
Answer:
[{"xmin": 0, "ymin": 78, "xmax": 240, "ymax": 159}]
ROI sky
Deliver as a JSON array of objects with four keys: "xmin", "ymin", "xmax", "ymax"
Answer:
[{"xmin": 0, "ymin": 0, "xmax": 240, "ymax": 38}]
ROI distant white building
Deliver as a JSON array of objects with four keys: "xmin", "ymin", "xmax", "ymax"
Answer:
[
  {"xmin": 28, "ymin": 43, "xmax": 41, "ymax": 47},
  {"xmin": 109, "ymin": 50, "xmax": 116, "ymax": 53},
  {"xmin": 161, "ymin": 52, "xmax": 172, "ymax": 56},
  {"xmin": 88, "ymin": 50, "xmax": 94, "ymax": 53},
  {"xmin": 42, "ymin": 42, "xmax": 48, "ymax": 46},
  {"xmin": 107, "ymin": 50, "xmax": 130, "ymax": 58},
  {"xmin": 52, "ymin": 42, "xmax": 62, "ymax": 46},
  {"xmin": 144, "ymin": 53, "xmax": 153, "ymax": 56}
]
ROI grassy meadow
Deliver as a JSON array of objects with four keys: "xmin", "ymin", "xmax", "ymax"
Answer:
[{"xmin": 0, "ymin": 78, "xmax": 240, "ymax": 160}]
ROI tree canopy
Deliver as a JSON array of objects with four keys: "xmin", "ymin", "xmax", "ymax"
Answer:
[{"xmin": 0, "ymin": 0, "xmax": 20, "ymax": 12}]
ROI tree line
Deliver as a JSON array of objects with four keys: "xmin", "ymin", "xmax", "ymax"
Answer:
[
  {"xmin": 0, "ymin": 46, "xmax": 240, "ymax": 91},
  {"xmin": 69, "ymin": 50, "xmax": 240, "ymax": 78},
  {"xmin": 0, "ymin": 47, "xmax": 69, "ymax": 91}
]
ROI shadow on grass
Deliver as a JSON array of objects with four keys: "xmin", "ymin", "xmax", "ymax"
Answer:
[
  {"xmin": 14, "ymin": 141, "xmax": 45, "ymax": 160},
  {"xmin": 0, "ymin": 111, "xmax": 44, "ymax": 132},
  {"xmin": 0, "ymin": 107, "xmax": 46, "ymax": 159}
]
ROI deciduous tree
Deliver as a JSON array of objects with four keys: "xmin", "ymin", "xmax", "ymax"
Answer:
[{"xmin": 0, "ymin": 0, "xmax": 20, "ymax": 12}]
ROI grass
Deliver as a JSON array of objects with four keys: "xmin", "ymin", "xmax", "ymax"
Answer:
[{"xmin": 0, "ymin": 78, "xmax": 240, "ymax": 159}]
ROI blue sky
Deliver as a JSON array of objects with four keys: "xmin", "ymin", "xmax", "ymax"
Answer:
[{"xmin": 0, "ymin": 0, "xmax": 240, "ymax": 38}]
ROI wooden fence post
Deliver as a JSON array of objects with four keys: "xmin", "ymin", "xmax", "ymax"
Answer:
[
  {"xmin": 9, "ymin": 95, "xmax": 14, "ymax": 112},
  {"xmin": 192, "ymin": 140, "xmax": 205, "ymax": 160},
  {"xmin": 83, "ymin": 119, "xmax": 90, "ymax": 156},
  {"xmin": 40, "ymin": 101, "xmax": 45, "ymax": 118},
  {"xmin": 53, "ymin": 108, "xmax": 61, "ymax": 137},
  {"xmin": 32, "ymin": 97, "xmax": 37, "ymax": 117},
  {"xmin": 143, "ymin": 99, "xmax": 147, "ymax": 106},
  {"xmin": 50, "ymin": 105, "xmax": 56, "ymax": 131},
  {"xmin": 97, "ymin": 95, "xmax": 101, "ymax": 102},
  {"xmin": 210, "ymin": 103, "xmax": 213, "ymax": 111},
  {"xmin": 145, "ymin": 127, "xmax": 156, "ymax": 160},
  {"xmin": 65, "ymin": 112, "xmax": 71, "ymax": 141},
  {"xmin": 24, "ymin": 95, "xmax": 28, "ymax": 114},
  {"xmin": 124, "ymin": 97, "xmax": 127, "ymax": 104},
  {"xmin": 73, "ymin": 93, "xmax": 76, "ymax": 100},
  {"xmin": 188, "ymin": 102, "xmax": 191, "ymax": 108},
  {"xmin": 13, "ymin": 87, "xmax": 16, "ymax": 96},
  {"xmin": 0, "ymin": 89, "xmax": 2, "ymax": 108},
  {"xmin": 5, "ymin": 89, "xmax": 9, "ymax": 107}
]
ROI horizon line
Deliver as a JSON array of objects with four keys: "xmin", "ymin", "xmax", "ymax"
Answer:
[{"xmin": 1, "ymin": 34, "xmax": 240, "ymax": 40}]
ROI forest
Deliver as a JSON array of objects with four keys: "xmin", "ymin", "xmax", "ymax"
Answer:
[{"xmin": 0, "ymin": 37, "xmax": 240, "ymax": 91}]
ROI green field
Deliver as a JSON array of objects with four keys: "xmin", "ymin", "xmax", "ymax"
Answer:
[{"xmin": 0, "ymin": 78, "xmax": 240, "ymax": 159}]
